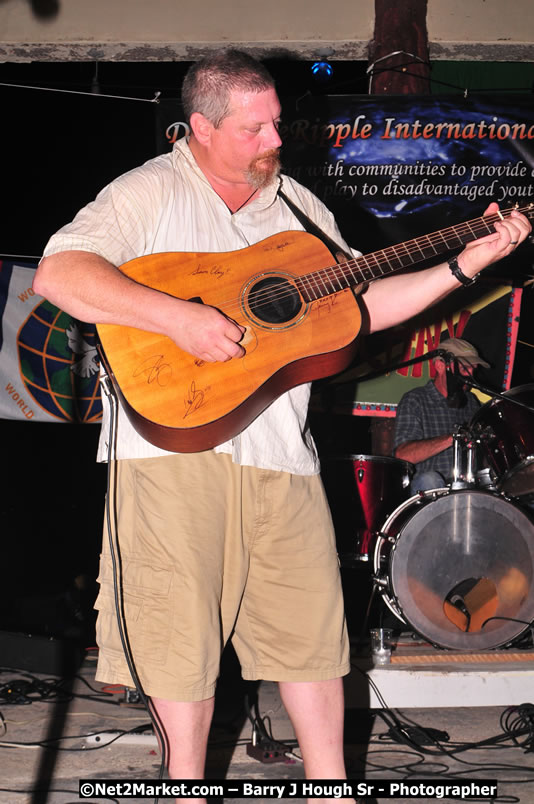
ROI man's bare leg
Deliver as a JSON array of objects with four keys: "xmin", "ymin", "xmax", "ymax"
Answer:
[
  {"xmin": 151, "ymin": 696, "xmax": 215, "ymax": 804},
  {"xmin": 279, "ymin": 678, "xmax": 355, "ymax": 803}
]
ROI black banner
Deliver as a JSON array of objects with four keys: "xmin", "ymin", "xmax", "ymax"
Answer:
[{"xmin": 155, "ymin": 95, "xmax": 534, "ymax": 415}]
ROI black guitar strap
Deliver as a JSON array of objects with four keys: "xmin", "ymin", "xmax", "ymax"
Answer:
[{"xmin": 277, "ymin": 188, "xmax": 352, "ymax": 264}]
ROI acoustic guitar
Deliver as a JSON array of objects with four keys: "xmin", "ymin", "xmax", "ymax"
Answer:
[{"xmin": 96, "ymin": 204, "xmax": 532, "ymax": 452}]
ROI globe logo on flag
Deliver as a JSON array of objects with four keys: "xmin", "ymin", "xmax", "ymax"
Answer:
[{"xmin": 18, "ymin": 299, "xmax": 102, "ymax": 422}]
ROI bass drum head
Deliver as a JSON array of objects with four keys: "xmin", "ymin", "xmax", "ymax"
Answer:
[{"xmin": 379, "ymin": 489, "xmax": 534, "ymax": 650}]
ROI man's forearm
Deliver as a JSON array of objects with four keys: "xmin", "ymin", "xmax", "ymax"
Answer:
[
  {"xmin": 33, "ymin": 250, "xmax": 246, "ymax": 362},
  {"xmin": 395, "ymin": 433, "xmax": 453, "ymax": 465}
]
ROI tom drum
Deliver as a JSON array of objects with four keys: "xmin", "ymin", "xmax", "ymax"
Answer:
[
  {"xmin": 471, "ymin": 384, "xmax": 534, "ymax": 499},
  {"xmin": 336, "ymin": 454, "xmax": 414, "ymax": 534}
]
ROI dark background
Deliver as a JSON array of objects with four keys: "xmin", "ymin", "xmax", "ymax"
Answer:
[{"xmin": 1, "ymin": 58, "xmax": 533, "ymax": 645}]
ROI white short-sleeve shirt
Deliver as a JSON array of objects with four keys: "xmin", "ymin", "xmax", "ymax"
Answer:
[{"xmin": 43, "ymin": 138, "xmax": 358, "ymax": 474}]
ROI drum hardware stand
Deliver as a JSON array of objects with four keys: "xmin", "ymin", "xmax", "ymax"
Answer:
[
  {"xmin": 450, "ymin": 425, "xmax": 478, "ymax": 489},
  {"xmin": 450, "ymin": 424, "xmax": 505, "ymax": 492},
  {"xmin": 359, "ymin": 534, "xmax": 407, "ymax": 645},
  {"xmin": 358, "ymin": 581, "xmax": 379, "ymax": 645},
  {"xmin": 357, "ymin": 572, "xmax": 403, "ymax": 648}
]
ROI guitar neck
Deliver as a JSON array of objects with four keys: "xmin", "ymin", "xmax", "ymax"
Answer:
[{"xmin": 297, "ymin": 204, "xmax": 533, "ymax": 302}]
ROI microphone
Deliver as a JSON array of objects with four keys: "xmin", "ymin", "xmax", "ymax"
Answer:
[
  {"xmin": 444, "ymin": 354, "xmax": 462, "ymax": 396},
  {"xmin": 443, "ymin": 353, "xmax": 468, "ymax": 408}
]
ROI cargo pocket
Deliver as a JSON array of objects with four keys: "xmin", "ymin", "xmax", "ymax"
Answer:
[{"xmin": 95, "ymin": 555, "xmax": 173, "ymax": 666}]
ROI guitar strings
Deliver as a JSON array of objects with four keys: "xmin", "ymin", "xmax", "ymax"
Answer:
[
  {"xmin": 224, "ymin": 215, "xmax": 523, "ymax": 318},
  {"xmin": 201, "ymin": 205, "xmax": 531, "ymax": 319},
  {"xmin": 216, "ymin": 205, "xmax": 529, "ymax": 313}
]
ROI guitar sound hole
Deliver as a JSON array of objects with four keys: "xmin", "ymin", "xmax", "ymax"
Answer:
[{"xmin": 248, "ymin": 277, "xmax": 302, "ymax": 324}]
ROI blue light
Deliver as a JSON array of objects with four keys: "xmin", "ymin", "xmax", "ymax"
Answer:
[{"xmin": 311, "ymin": 60, "xmax": 333, "ymax": 82}]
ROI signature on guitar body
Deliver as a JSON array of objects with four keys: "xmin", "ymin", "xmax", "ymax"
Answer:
[
  {"xmin": 133, "ymin": 354, "xmax": 173, "ymax": 387},
  {"xmin": 184, "ymin": 381, "xmax": 208, "ymax": 418}
]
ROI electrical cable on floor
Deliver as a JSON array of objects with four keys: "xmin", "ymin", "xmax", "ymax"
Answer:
[
  {"xmin": 0, "ymin": 720, "xmax": 155, "ymax": 751},
  {"xmin": 353, "ymin": 745, "xmax": 525, "ymax": 802},
  {"xmin": 2, "ymin": 671, "xmax": 534, "ymax": 801},
  {"xmin": 353, "ymin": 662, "xmax": 534, "ymax": 758},
  {"xmin": 348, "ymin": 662, "xmax": 534, "ymax": 800},
  {"xmin": 0, "ymin": 668, "xmax": 256, "ymax": 759},
  {"xmin": 0, "ymin": 670, "xmax": 127, "ymax": 707},
  {"xmin": 501, "ymin": 703, "xmax": 534, "ymax": 752}
]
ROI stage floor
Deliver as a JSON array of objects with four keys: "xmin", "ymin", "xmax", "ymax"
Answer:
[
  {"xmin": 347, "ymin": 631, "xmax": 534, "ymax": 708},
  {"xmin": 2, "ymin": 642, "xmax": 534, "ymax": 804}
]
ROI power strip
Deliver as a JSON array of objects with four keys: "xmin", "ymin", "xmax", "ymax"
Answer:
[{"xmin": 84, "ymin": 731, "xmax": 157, "ymax": 746}]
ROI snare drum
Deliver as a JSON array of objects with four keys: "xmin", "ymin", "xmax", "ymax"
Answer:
[
  {"xmin": 471, "ymin": 384, "xmax": 534, "ymax": 499},
  {"xmin": 373, "ymin": 488, "xmax": 534, "ymax": 650}
]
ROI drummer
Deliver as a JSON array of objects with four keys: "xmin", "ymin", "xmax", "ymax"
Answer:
[{"xmin": 393, "ymin": 338, "xmax": 489, "ymax": 493}]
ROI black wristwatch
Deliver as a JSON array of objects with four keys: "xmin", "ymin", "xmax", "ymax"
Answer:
[{"xmin": 447, "ymin": 255, "xmax": 478, "ymax": 287}]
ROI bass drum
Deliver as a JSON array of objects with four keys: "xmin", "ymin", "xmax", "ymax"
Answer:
[{"xmin": 374, "ymin": 488, "xmax": 534, "ymax": 650}]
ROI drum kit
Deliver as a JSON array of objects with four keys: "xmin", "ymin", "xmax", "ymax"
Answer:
[{"xmin": 336, "ymin": 383, "xmax": 534, "ymax": 652}]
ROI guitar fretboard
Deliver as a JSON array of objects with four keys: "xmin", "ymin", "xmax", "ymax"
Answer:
[{"xmin": 296, "ymin": 204, "xmax": 533, "ymax": 302}]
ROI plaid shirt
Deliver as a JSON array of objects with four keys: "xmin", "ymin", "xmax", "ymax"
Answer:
[{"xmin": 393, "ymin": 381, "xmax": 480, "ymax": 479}]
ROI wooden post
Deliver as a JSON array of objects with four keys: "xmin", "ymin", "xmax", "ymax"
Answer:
[
  {"xmin": 370, "ymin": 0, "xmax": 430, "ymax": 94},
  {"xmin": 368, "ymin": 0, "xmax": 430, "ymax": 455}
]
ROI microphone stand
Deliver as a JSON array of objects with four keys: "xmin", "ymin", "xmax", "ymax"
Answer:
[
  {"xmin": 320, "ymin": 347, "xmax": 446, "ymax": 389},
  {"xmin": 318, "ymin": 346, "xmax": 534, "ymax": 419},
  {"xmin": 314, "ymin": 347, "xmax": 446, "ymax": 415}
]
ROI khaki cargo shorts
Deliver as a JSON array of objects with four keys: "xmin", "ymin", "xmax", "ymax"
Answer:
[{"xmin": 95, "ymin": 451, "xmax": 349, "ymax": 701}]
